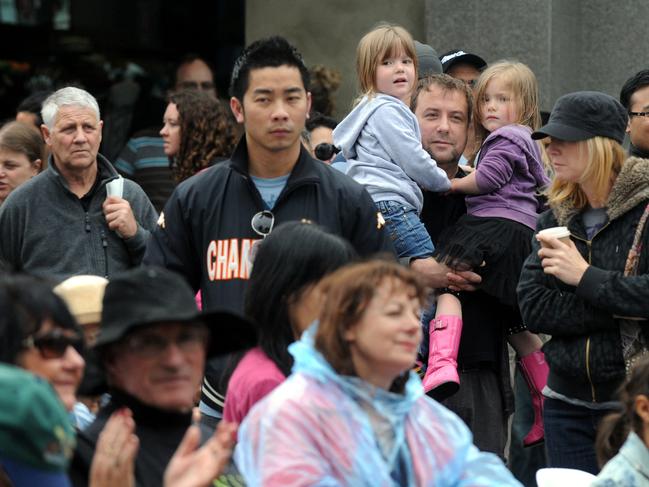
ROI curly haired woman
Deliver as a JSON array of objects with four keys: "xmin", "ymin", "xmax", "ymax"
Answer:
[{"xmin": 160, "ymin": 89, "xmax": 237, "ymax": 183}]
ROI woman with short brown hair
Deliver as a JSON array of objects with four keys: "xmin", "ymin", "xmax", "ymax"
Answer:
[{"xmin": 234, "ymin": 260, "xmax": 519, "ymax": 486}]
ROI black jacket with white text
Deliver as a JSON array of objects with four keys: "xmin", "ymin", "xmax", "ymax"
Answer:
[{"xmin": 144, "ymin": 138, "xmax": 394, "ymax": 410}]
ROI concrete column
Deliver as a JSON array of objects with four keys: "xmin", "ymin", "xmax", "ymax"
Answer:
[
  {"xmin": 245, "ymin": 0, "xmax": 424, "ymax": 120},
  {"xmin": 424, "ymin": 0, "xmax": 553, "ymax": 109},
  {"xmin": 424, "ymin": 0, "xmax": 649, "ymax": 110}
]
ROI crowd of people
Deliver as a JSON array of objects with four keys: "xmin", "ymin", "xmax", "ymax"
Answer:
[{"xmin": 1, "ymin": 20, "xmax": 649, "ymax": 487}]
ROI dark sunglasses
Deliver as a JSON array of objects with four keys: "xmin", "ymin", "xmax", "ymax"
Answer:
[
  {"xmin": 22, "ymin": 329, "xmax": 85, "ymax": 359},
  {"xmin": 249, "ymin": 210, "xmax": 275, "ymax": 265},
  {"xmin": 251, "ymin": 210, "xmax": 275, "ymax": 238}
]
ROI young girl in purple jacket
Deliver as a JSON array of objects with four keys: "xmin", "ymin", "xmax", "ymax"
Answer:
[{"xmin": 423, "ymin": 60, "xmax": 550, "ymax": 447}]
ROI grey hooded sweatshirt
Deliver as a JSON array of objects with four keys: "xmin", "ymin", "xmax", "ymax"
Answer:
[{"xmin": 333, "ymin": 93, "xmax": 450, "ymax": 214}]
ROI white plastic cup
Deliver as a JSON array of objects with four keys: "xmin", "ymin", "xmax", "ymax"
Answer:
[
  {"xmin": 106, "ymin": 176, "xmax": 124, "ymax": 199},
  {"xmin": 537, "ymin": 226, "xmax": 571, "ymax": 248}
]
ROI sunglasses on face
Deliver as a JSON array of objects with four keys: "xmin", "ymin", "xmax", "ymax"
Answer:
[
  {"xmin": 249, "ymin": 210, "xmax": 275, "ymax": 265},
  {"xmin": 22, "ymin": 329, "xmax": 85, "ymax": 359}
]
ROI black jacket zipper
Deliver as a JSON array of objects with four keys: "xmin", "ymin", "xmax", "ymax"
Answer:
[{"xmin": 570, "ymin": 220, "xmax": 611, "ymax": 402}]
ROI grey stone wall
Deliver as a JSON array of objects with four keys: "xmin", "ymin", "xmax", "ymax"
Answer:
[
  {"xmin": 425, "ymin": 0, "xmax": 649, "ymax": 111},
  {"xmin": 246, "ymin": 0, "xmax": 424, "ymax": 120},
  {"xmin": 244, "ymin": 0, "xmax": 649, "ymax": 116}
]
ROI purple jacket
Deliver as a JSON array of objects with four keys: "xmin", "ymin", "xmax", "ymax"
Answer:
[{"xmin": 467, "ymin": 124, "xmax": 549, "ymax": 229}]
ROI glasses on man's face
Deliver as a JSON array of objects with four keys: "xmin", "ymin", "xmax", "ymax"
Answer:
[
  {"xmin": 122, "ymin": 324, "xmax": 209, "ymax": 359},
  {"xmin": 178, "ymin": 81, "xmax": 215, "ymax": 92},
  {"xmin": 22, "ymin": 329, "xmax": 85, "ymax": 359},
  {"xmin": 629, "ymin": 111, "xmax": 649, "ymax": 118},
  {"xmin": 251, "ymin": 210, "xmax": 275, "ymax": 238}
]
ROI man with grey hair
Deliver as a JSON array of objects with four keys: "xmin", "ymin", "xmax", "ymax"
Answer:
[{"xmin": 0, "ymin": 87, "xmax": 157, "ymax": 281}]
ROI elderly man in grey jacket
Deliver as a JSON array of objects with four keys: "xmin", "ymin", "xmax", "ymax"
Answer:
[{"xmin": 0, "ymin": 87, "xmax": 157, "ymax": 281}]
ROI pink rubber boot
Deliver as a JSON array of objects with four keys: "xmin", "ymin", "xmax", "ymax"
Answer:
[
  {"xmin": 518, "ymin": 350, "xmax": 549, "ymax": 447},
  {"xmin": 422, "ymin": 315, "xmax": 463, "ymax": 401}
]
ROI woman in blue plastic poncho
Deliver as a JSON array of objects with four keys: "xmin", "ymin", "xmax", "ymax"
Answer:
[{"xmin": 234, "ymin": 260, "xmax": 521, "ymax": 486}]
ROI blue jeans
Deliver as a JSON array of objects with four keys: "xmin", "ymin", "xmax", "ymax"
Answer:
[
  {"xmin": 376, "ymin": 200, "xmax": 434, "ymax": 259},
  {"xmin": 543, "ymin": 397, "xmax": 613, "ymax": 474}
]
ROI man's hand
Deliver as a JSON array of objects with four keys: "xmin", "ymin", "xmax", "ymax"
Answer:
[
  {"xmin": 90, "ymin": 409, "xmax": 139, "ymax": 487},
  {"xmin": 537, "ymin": 235, "xmax": 589, "ymax": 287},
  {"xmin": 410, "ymin": 257, "xmax": 451, "ymax": 288},
  {"xmin": 103, "ymin": 196, "xmax": 138, "ymax": 239},
  {"xmin": 410, "ymin": 257, "xmax": 481, "ymax": 291},
  {"xmin": 164, "ymin": 421, "xmax": 238, "ymax": 487},
  {"xmin": 447, "ymin": 269, "xmax": 482, "ymax": 292}
]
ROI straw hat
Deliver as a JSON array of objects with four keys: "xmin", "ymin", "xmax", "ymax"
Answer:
[{"xmin": 54, "ymin": 275, "xmax": 108, "ymax": 326}]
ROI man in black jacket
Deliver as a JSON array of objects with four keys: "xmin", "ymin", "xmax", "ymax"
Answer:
[
  {"xmin": 620, "ymin": 69, "xmax": 649, "ymax": 159},
  {"xmin": 144, "ymin": 36, "xmax": 393, "ymax": 422}
]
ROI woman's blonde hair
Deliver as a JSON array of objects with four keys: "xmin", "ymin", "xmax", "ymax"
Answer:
[
  {"xmin": 473, "ymin": 60, "xmax": 541, "ymax": 141},
  {"xmin": 547, "ymin": 136, "xmax": 626, "ymax": 209},
  {"xmin": 355, "ymin": 23, "xmax": 418, "ymax": 97}
]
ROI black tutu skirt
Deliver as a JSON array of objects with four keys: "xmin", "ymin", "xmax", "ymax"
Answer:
[{"xmin": 433, "ymin": 215, "xmax": 533, "ymax": 307}]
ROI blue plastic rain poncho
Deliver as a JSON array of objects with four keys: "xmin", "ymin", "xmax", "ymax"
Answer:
[{"xmin": 234, "ymin": 326, "xmax": 521, "ymax": 486}]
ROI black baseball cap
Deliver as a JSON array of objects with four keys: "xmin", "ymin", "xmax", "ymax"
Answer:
[
  {"xmin": 96, "ymin": 266, "xmax": 256, "ymax": 357},
  {"xmin": 414, "ymin": 41, "xmax": 443, "ymax": 79},
  {"xmin": 440, "ymin": 49, "xmax": 487, "ymax": 73},
  {"xmin": 531, "ymin": 91, "xmax": 628, "ymax": 144}
]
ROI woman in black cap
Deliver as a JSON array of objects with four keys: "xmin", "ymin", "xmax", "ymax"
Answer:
[{"xmin": 518, "ymin": 91, "xmax": 649, "ymax": 474}]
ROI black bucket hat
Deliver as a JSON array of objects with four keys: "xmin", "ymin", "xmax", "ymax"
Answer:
[
  {"xmin": 531, "ymin": 91, "xmax": 628, "ymax": 144},
  {"xmin": 96, "ymin": 266, "xmax": 256, "ymax": 357}
]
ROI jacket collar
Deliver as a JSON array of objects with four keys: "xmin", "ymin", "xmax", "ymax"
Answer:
[
  {"xmin": 551, "ymin": 156, "xmax": 649, "ymax": 226},
  {"xmin": 229, "ymin": 136, "xmax": 321, "ymax": 186},
  {"xmin": 290, "ymin": 323, "xmax": 422, "ymax": 416},
  {"xmin": 629, "ymin": 143, "xmax": 649, "ymax": 159},
  {"xmin": 289, "ymin": 323, "xmax": 422, "ymax": 465},
  {"xmin": 48, "ymin": 153, "xmax": 119, "ymax": 194},
  {"xmin": 620, "ymin": 432, "xmax": 649, "ymax": 480},
  {"xmin": 106, "ymin": 388, "xmax": 193, "ymax": 428}
]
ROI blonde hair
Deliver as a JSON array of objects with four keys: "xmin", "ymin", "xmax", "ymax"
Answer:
[
  {"xmin": 355, "ymin": 23, "xmax": 418, "ymax": 97},
  {"xmin": 473, "ymin": 60, "xmax": 541, "ymax": 141},
  {"xmin": 547, "ymin": 136, "xmax": 625, "ymax": 209}
]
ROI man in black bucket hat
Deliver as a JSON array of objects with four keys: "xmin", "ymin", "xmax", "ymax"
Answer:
[{"xmin": 70, "ymin": 266, "xmax": 256, "ymax": 487}]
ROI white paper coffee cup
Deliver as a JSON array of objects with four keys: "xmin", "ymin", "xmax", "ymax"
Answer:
[
  {"xmin": 538, "ymin": 226, "xmax": 571, "ymax": 248},
  {"xmin": 106, "ymin": 176, "xmax": 124, "ymax": 199}
]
